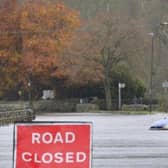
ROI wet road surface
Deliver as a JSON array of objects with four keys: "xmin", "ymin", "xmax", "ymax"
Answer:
[{"xmin": 1, "ymin": 113, "xmax": 168, "ymax": 168}]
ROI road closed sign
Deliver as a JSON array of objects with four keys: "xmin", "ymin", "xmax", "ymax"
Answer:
[{"xmin": 13, "ymin": 122, "xmax": 92, "ymax": 168}]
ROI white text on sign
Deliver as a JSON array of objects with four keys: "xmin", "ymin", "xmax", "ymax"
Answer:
[
  {"xmin": 21, "ymin": 131, "xmax": 87, "ymax": 164},
  {"xmin": 32, "ymin": 132, "xmax": 75, "ymax": 144}
]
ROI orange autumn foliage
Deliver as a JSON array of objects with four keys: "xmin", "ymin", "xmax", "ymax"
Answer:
[
  {"xmin": 0, "ymin": 0, "xmax": 23, "ymax": 95},
  {"xmin": 0, "ymin": 0, "xmax": 80, "ymax": 95},
  {"xmin": 21, "ymin": 0, "xmax": 80, "ymax": 80}
]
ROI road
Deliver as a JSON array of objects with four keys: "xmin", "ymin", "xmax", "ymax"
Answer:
[{"xmin": 1, "ymin": 113, "xmax": 168, "ymax": 168}]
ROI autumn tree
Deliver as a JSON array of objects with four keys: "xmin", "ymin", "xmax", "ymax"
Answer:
[
  {"xmin": 20, "ymin": 0, "xmax": 80, "ymax": 89},
  {"xmin": 0, "ymin": 0, "xmax": 23, "ymax": 97},
  {"xmin": 0, "ymin": 0, "xmax": 80, "ymax": 98}
]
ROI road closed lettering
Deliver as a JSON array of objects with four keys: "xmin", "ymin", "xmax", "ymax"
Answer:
[
  {"xmin": 14, "ymin": 123, "xmax": 92, "ymax": 168},
  {"xmin": 22, "ymin": 151, "xmax": 86, "ymax": 163},
  {"xmin": 31, "ymin": 132, "xmax": 76, "ymax": 144}
]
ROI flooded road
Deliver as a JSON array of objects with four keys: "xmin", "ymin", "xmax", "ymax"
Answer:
[{"xmin": 1, "ymin": 113, "xmax": 168, "ymax": 168}]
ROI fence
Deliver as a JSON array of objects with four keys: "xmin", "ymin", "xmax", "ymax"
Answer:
[{"xmin": 0, "ymin": 104, "xmax": 34, "ymax": 126}]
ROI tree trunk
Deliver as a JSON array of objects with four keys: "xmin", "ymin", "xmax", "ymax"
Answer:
[{"xmin": 104, "ymin": 71, "xmax": 112, "ymax": 110}]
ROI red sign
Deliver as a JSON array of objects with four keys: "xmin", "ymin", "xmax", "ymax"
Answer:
[{"xmin": 13, "ymin": 122, "xmax": 92, "ymax": 168}]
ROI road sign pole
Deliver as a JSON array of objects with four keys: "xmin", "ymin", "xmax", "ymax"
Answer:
[
  {"xmin": 118, "ymin": 83, "xmax": 125, "ymax": 110},
  {"xmin": 118, "ymin": 83, "xmax": 121, "ymax": 110}
]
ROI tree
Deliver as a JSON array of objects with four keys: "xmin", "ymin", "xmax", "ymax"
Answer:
[
  {"xmin": 64, "ymin": 12, "xmax": 148, "ymax": 110},
  {"xmin": 0, "ymin": 0, "xmax": 80, "ymax": 98},
  {"xmin": 0, "ymin": 0, "xmax": 23, "ymax": 96},
  {"xmin": 111, "ymin": 65, "xmax": 146, "ymax": 99},
  {"xmin": 20, "ymin": 0, "xmax": 80, "ymax": 85}
]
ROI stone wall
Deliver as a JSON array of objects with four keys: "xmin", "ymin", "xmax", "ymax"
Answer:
[
  {"xmin": 33, "ymin": 99, "xmax": 79, "ymax": 113},
  {"xmin": 76, "ymin": 103, "xmax": 99, "ymax": 112},
  {"xmin": 0, "ymin": 103, "xmax": 34, "ymax": 126},
  {"xmin": 33, "ymin": 99, "xmax": 102, "ymax": 113}
]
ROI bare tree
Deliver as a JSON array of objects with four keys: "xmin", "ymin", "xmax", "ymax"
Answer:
[{"xmin": 64, "ymin": 12, "xmax": 148, "ymax": 110}]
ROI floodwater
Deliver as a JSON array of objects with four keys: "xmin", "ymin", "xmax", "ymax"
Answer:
[{"xmin": 1, "ymin": 113, "xmax": 168, "ymax": 168}]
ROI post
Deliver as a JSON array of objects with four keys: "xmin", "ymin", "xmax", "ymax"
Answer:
[
  {"xmin": 27, "ymin": 71, "xmax": 35, "ymax": 120},
  {"xmin": 28, "ymin": 79, "xmax": 32, "ymax": 107},
  {"xmin": 118, "ymin": 83, "xmax": 121, "ymax": 110},
  {"xmin": 118, "ymin": 82, "xmax": 125, "ymax": 110},
  {"xmin": 149, "ymin": 34, "xmax": 154, "ymax": 112}
]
